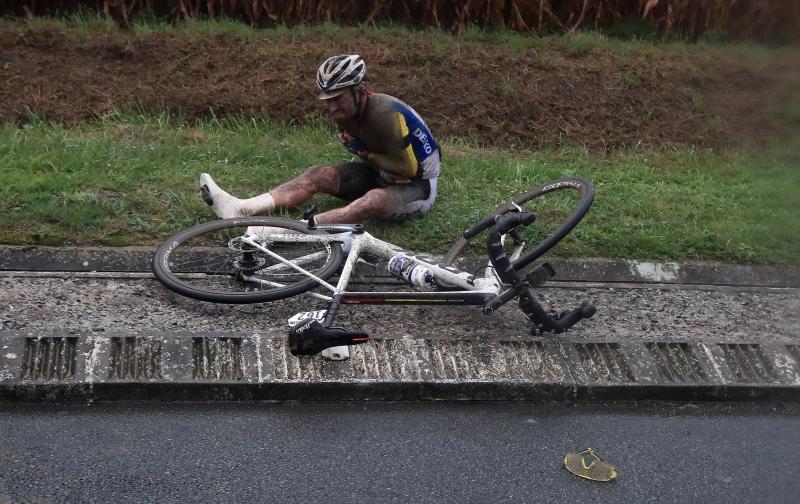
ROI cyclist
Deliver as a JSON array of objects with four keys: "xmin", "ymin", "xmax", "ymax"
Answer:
[{"xmin": 200, "ymin": 54, "xmax": 441, "ymax": 223}]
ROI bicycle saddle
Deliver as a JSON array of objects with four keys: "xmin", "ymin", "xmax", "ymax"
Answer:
[{"xmin": 288, "ymin": 318, "xmax": 370, "ymax": 356}]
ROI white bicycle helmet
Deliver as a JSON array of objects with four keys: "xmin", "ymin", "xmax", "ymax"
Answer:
[{"xmin": 316, "ymin": 54, "xmax": 367, "ymax": 100}]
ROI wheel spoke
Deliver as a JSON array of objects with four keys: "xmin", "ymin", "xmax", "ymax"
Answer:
[{"xmin": 153, "ymin": 217, "xmax": 344, "ymax": 303}]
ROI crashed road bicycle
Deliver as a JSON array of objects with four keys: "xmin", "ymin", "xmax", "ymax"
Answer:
[{"xmin": 152, "ymin": 177, "xmax": 597, "ymax": 357}]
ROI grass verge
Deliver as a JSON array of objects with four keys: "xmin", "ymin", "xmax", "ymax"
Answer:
[
  {"xmin": 3, "ymin": 14, "xmax": 785, "ymax": 56},
  {"xmin": 1, "ymin": 114, "xmax": 797, "ymax": 264}
]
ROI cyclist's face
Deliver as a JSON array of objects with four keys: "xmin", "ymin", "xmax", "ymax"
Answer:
[{"xmin": 325, "ymin": 90, "xmax": 357, "ymax": 121}]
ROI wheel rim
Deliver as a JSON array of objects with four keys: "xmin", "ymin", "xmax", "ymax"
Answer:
[
  {"xmin": 443, "ymin": 178, "xmax": 594, "ymax": 277},
  {"xmin": 154, "ymin": 218, "xmax": 342, "ymax": 303}
]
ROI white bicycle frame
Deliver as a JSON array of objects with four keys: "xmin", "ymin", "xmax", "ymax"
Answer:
[
  {"xmin": 238, "ymin": 226, "xmax": 526, "ymax": 303},
  {"xmin": 236, "ymin": 224, "xmax": 529, "ymax": 360}
]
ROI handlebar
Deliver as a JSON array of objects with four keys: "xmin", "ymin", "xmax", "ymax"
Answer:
[
  {"xmin": 461, "ymin": 204, "xmax": 531, "ymax": 240},
  {"xmin": 486, "ymin": 213, "xmax": 536, "ymax": 284},
  {"xmin": 484, "ymin": 212, "xmax": 596, "ymax": 334},
  {"xmin": 518, "ymin": 295, "xmax": 596, "ymax": 334},
  {"xmin": 462, "ymin": 215, "xmax": 499, "ymax": 241}
]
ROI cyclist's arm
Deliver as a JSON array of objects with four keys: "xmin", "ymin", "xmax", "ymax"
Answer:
[{"xmin": 362, "ymin": 111, "xmax": 418, "ymax": 178}]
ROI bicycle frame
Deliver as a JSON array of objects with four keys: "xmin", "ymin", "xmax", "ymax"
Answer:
[{"xmin": 239, "ymin": 225, "xmax": 520, "ymax": 321}]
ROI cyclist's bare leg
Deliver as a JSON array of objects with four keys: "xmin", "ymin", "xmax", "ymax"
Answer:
[
  {"xmin": 243, "ymin": 165, "xmax": 392, "ymax": 222},
  {"xmin": 202, "ymin": 166, "xmax": 390, "ymax": 222},
  {"xmin": 201, "ymin": 165, "xmax": 338, "ymax": 218},
  {"xmin": 315, "ymin": 188, "xmax": 392, "ymax": 223},
  {"xmin": 268, "ymin": 165, "xmax": 340, "ymax": 208}
]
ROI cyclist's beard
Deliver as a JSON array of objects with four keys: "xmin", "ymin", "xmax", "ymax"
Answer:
[
  {"xmin": 335, "ymin": 93, "xmax": 367, "ymax": 126},
  {"xmin": 334, "ymin": 113, "xmax": 357, "ymax": 130},
  {"xmin": 333, "ymin": 99, "xmax": 366, "ymax": 129}
]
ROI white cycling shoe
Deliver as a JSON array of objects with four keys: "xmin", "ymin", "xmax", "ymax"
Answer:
[
  {"xmin": 200, "ymin": 173, "xmax": 276, "ymax": 219},
  {"xmin": 200, "ymin": 173, "xmax": 246, "ymax": 219}
]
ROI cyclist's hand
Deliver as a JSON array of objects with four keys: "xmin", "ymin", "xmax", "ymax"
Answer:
[{"xmin": 339, "ymin": 131, "xmax": 368, "ymax": 159}]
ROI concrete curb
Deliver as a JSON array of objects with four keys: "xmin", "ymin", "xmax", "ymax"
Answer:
[
  {"xmin": 2, "ymin": 245, "xmax": 799, "ymax": 287},
  {"xmin": 2, "ymin": 331, "xmax": 799, "ymax": 402},
  {"xmin": 4, "ymin": 246, "xmax": 798, "ymax": 403}
]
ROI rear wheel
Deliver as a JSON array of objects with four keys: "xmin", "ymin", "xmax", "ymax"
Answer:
[
  {"xmin": 443, "ymin": 177, "xmax": 594, "ymax": 277},
  {"xmin": 152, "ymin": 217, "xmax": 343, "ymax": 304}
]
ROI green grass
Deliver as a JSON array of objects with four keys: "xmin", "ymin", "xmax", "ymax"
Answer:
[
  {"xmin": 2, "ymin": 15, "xmax": 783, "ymax": 57},
  {"xmin": 1, "ymin": 18, "xmax": 795, "ymax": 263},
  {"xmin": 1, "ymin": 116, "xmax": 797, "ymax": 264},
  {"xmin": 559, "ymin": 31, "xmax": 604, "ymax": 57}
]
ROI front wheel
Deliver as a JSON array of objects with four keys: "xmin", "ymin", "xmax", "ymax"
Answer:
[
  {"xmin": 443, "ymin": 177, "xmax": 594, "ymax": 274},
  {"xmin": 152, "ymin": 217, "xmax": 344, "ymax": 304}
]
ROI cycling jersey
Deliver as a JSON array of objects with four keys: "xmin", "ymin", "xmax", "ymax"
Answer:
[{"xmin": 341, "ymin": 93, "xmax": 440, "ymax": 183}]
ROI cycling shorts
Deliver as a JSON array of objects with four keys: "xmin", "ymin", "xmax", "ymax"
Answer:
[{"xmin": 332, "ymin": 160, "xmax": 439, "ymax": 219}]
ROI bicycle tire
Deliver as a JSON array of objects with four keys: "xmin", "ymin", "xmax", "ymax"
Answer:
[
  {"xmin": 443, "ymin": 177, "xmax": 594, "ymax": 272},
  {"xmin": 152, "ymin": 217, "xmax": 344, "ymax": 304}
]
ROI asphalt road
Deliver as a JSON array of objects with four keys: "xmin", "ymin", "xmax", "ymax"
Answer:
[{"xmin": 1, "ymin": 401, "xmax": 798, "ymax": 504}]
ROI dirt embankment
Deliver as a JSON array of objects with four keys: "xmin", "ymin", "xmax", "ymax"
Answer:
[{"xmin": 1, "ymin": 24, "xmax": 798, "ymax": 150}]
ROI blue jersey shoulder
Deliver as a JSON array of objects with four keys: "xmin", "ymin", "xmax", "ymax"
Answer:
[{"xmin": 389, "ymin": 100, "xmax": 439, "ymax": 162}]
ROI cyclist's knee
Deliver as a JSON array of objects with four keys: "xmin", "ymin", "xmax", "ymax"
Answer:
[
  {"xmin": 303, "ymin": 165, "xmax": 339, "ymax": 192},
  {"xmin": 353, "ymin": 188, "xmax": 392, "ymax": 217}
]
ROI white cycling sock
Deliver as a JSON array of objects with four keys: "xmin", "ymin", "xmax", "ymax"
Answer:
[
  {"xmin": 240, "ymin": 192, "xmax": 276, "ymax": 216},
  {"xmin": 199, "ymin": 173, "xmax": 275, "ymax": 218}
]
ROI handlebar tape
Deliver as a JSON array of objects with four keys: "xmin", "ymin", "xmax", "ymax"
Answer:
[
  {"xmin": 463, "ymin": 215, "xmax": 499, "ymax": 241},
  {"xmin": 486, "ymin": 213, "xmax": 536, "ymax": 284}
]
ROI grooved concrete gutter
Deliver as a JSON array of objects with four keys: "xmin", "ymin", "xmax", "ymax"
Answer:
[
  {"xmin": 1, "ymin": 245, "xmax": 798, "ymax": 402},
  {"xmin": 2, "ymin": 331, "xmax": 799, "ymax": 402}
]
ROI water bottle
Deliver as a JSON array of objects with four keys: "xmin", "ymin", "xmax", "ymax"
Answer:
[{"xmin": 388, "ymin": 255, "xmax": 436, "ymax": 290}]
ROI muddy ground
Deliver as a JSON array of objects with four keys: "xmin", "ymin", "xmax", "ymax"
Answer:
[{"xmin": 1, "ymin": 23, "xmax": 798, "ymax": 150}]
